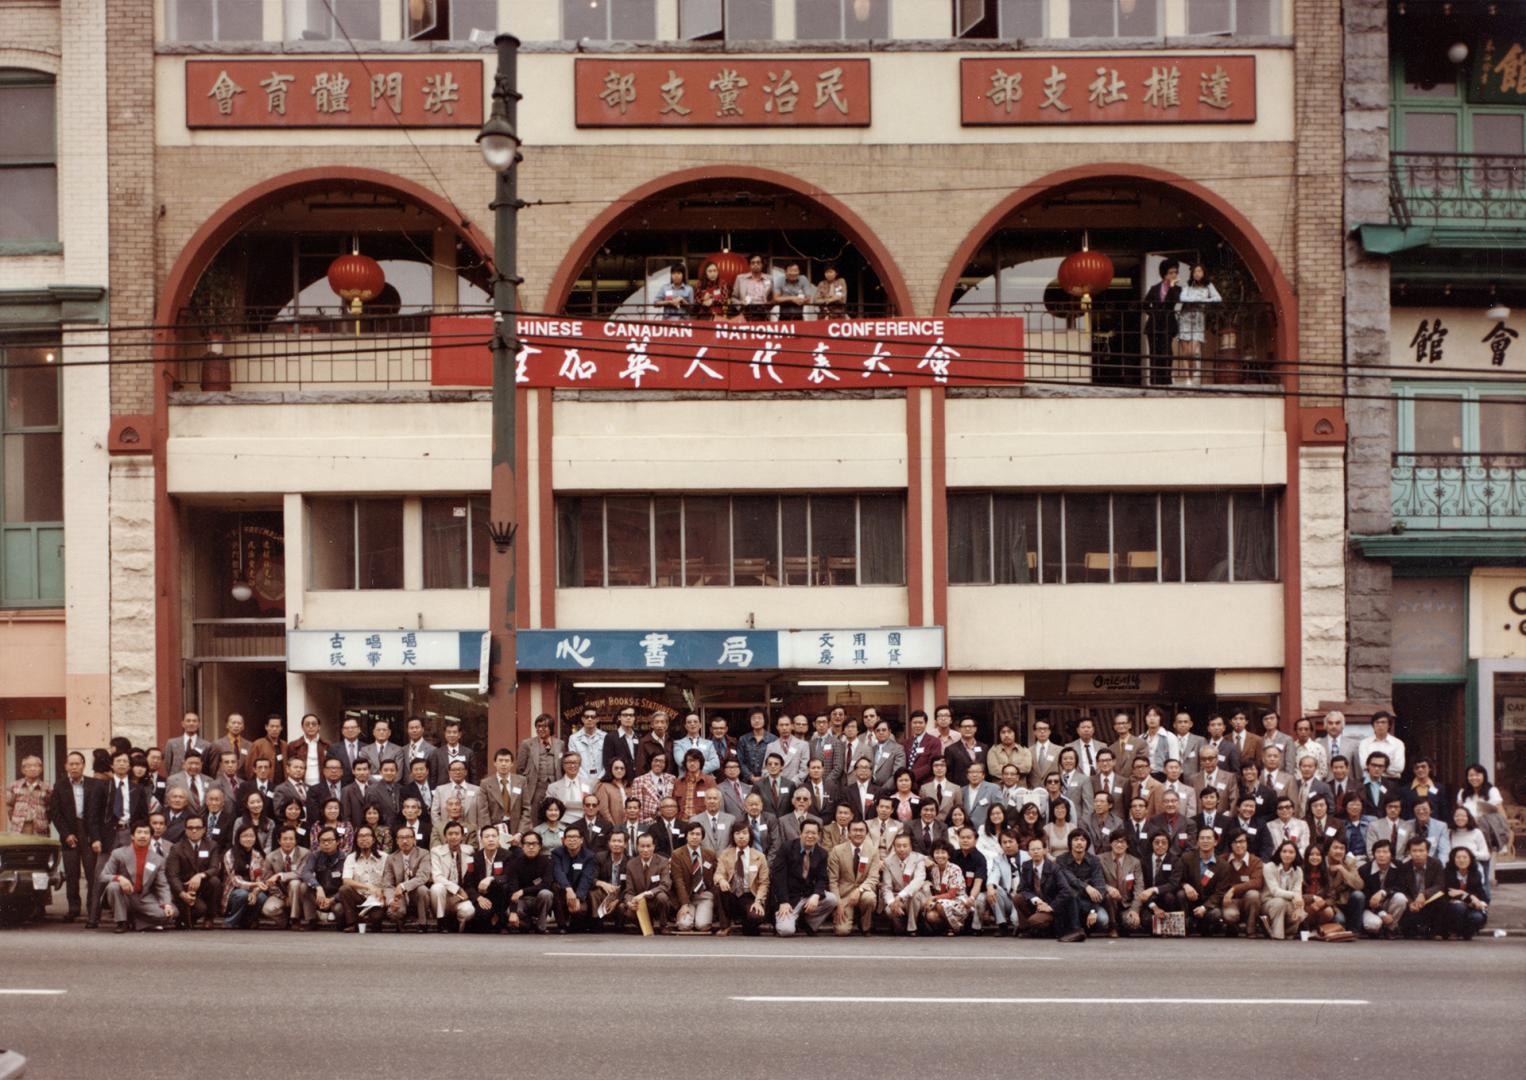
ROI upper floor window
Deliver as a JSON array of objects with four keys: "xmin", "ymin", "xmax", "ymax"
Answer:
[
  {"xmin": 1398, "ymin": 384, "xmax": 1526, "ymax": 460},
  {"xmin": 562, "ymin": 0, "xmax": 658, "ymax": 40},
  {"xmin": 557, "ymin": 493, "xmax": 904, "ymax": 588},
  {"xmin": 796, "ymin": 0, "xmax": 889, "ymax": 40},
  {"xmin": 681, "ymin": 0, "xmax": 775, "ymax": 40},
  {"xmin": 0, "ymin": 70, "xmax": 57, "ymax": 252},
  {"xmin": 407, "ymin": 0, "xmax": 500, "ymax": 41},
  {"xmin": 1070, "ymin": 0, "xmax": 1159, "ymax": 38},
  {"xmin": 284, "ymin": 0, "xmax": 380, "ymax": 41},
  {"xmin": 947, "ymin": 490, "xmax": 1277, "ymax": 585},
  {"xmin": 167, "ymin": 0, "xmax": 264, "ymax": 41},
  {"xmin": 955, "ymin": 0, "xmax": 1043, "ymax": 38},
  {"xmin": 1186, "ymin": 0, "xmax": 1277, "ymax": 36},
  {"xmin": 423, "ymin": 495, "xmax": 490, "ymax": 588},
  {"xmin": 1, "ymin": 342, "xmax": 64, "ymax": 607},
  {"xmin": 308, "ymin": 498, "xmax": 403, "ymax": 589}
]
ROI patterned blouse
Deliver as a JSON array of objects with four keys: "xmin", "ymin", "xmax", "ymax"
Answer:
[{"xmin": 6, "ymin": 779, "xmax": 51, "ymax": 834}]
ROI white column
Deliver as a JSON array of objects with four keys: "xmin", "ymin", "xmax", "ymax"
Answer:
[{"xmin": 403, "ymin": 496, "xmax": 424, "ymax": 591}]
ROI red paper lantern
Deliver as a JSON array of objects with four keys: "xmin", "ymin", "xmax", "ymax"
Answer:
[
  {"xmin": 698, "ymin": 250, "xmax": 750, "ymax": 290},
  {"xmin": 1057, "ymin": 248, "xmax": 1115, "ymax": 302},
  {"xmin": 327, "ymin": 252, "xmax": 386, "ymax": 315}
]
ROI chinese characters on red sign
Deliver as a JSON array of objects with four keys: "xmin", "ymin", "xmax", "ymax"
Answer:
[
  {"xmin": 429, "ymin": 316, "xmax": 1022, "ymax": 391},
  {"xmin": 574, "ymin": 59, "xmax": 870, "ymax": 127},
  {"xmin": 185, "ymin": 60, "xmax": 483, "ymax": 128},
  {"xmin": 961, "ymin": 55, "xmax": 1257, "ymax": 125}
]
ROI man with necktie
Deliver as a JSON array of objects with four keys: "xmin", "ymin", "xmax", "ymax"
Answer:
[
  {"xmin": 163, "ymin": 711, "xmax": 209, "ymax": 777},
  {"xmin": 98, "ymin": 823, "xmax": 176, "ymax": 933},
  {"xmin": 775, "ymin": 821, "xmax": 837, "ymax": 937},
  {"xmin": 828, "ymin": 818, "xmax": 881, "ymax": 936}
]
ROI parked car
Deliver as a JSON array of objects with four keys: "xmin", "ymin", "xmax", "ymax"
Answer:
[{"xmin": 0, "ymin": 833, "xmax": 62, "ymax": 926}]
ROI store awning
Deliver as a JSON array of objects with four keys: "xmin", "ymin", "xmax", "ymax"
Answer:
[{"xmin": 517, "ymin": 627, "xmax": 944, "ymax": 672}]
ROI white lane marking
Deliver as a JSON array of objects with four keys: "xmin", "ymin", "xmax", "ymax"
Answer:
[
  {"xmin": 545, "ymin": 951, "xmax": 1060, "ymax": 962},
  {"xmin": 732, "ymin": 995, "xmax": 1371, "ymax": 1006},
  {"xmin": 0, "ymin": 989, "xmax": 66, "ymax": 996}
]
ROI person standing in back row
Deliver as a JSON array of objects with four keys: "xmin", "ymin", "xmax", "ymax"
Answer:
[{"xmin": 1144, "ymin": 258, "xmax": 1181, "ymax": 387}]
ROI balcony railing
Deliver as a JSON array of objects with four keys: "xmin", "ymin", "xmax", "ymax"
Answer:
[
  {"xmin": 170, "ymin": 299, "xmax": 1278, "ymax": 391},
  {"xmin": 190, "ymin": 618, "xmax": 287, "ymax": 662},
  {"xmin": 1389, "ymin": 151, "xmax": 1526, "ymax": 229},
  {"xmin": 947, "ymin": 299, "xmax": 1279, "ymax": 386},
  {"xmin": 1391, "ymin": 452, "xmax": 1526, "ymax": 530},
  {"xmin": 172, "ymin": 305, "xmax": 467, "ymax": 391}
]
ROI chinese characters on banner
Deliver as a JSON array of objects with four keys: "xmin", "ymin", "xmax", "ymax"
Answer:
[
  {"xmin": 1391, "ymin": 307, "xmax": 1521, "ymax": 373},
  {"xmin": 574, "ymin": 58, "xmax": 870, "ymax": 127},
  {"xmin": 429, "ymin": 315, "xmax": 1023, "ymax": 390},
  {"xmin": 517, "ymin": 628, "xmax": 946, "ymax": 671},
  {"xmin": 185, "ymin": 60, "xmax": 483, "ymax": 128},
  {"xmin": 1470, "ymin": 38, "xmax": 1526, "ymax": 103},
  {"xmin": 286, "ymin": 630, "xmax": 485, "ymax": 672},
  {"xmin": 961, "ymin": 55, "xmax": 1257, "ymax": 125}
]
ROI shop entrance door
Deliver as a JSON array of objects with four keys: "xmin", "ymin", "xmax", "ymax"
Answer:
[
  {"xmin": 1027, "ymin": 703, "xmax": 1142, "ymax": 744},
  {"xmin": 5, "ymin": 718, "xmax": 68, "ymax": 785},
  {"xmin": 702, "ymin": 701, "xmax": 767, "ymax": 738}
]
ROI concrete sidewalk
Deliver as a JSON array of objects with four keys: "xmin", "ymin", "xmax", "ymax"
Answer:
[{"xmin": 1487, "ymin": 881, "xmax": 1526, "ymax": 932}]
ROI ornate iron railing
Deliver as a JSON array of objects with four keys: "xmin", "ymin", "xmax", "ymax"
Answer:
[
  {"xmin": 1391, "ymin": 452, "xmax": 1526, "ymax": 529},
  {"xmin": 1389, "ymin": 152, "xmax": 1526, "ymax": 228}
]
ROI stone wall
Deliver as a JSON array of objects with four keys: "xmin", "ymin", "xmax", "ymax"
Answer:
[
  {"xmin": 1343, "ymin": 0, "xmax": 1394, "ymax": 703},
  {"xmin": 107, "ymin": 456, "xmax": 157, "ymax": 748}
]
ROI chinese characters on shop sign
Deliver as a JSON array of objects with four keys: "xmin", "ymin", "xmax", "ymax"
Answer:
[
  {"xmin": 429, "ymin": 315, "xmax": 1023, "ymax": 391},
  {"xmin": 186, "ymin": 60, "xmax": 482, "ymax": 128},
  {"xmin": 961, "ymin": 55, "xmax": 1257, "ymax": 124},
  {"xmin": 575, "ymin": 59, "xmax": 870, "ymax": 127}
]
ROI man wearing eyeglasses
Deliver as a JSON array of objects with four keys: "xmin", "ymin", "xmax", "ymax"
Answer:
[{"xmin": 165, "ymin": 815, "xmax": 223, "ymax": 929}]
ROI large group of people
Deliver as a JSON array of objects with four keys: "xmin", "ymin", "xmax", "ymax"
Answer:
[{"xmin": 5, "ymin": 703, "xmax": 1508, "ymax": 943}]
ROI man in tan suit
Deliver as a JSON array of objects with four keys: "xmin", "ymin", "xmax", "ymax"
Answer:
[
  {"xmin": 262, "ymin": 826, "xmax": 315, "ymax": 928},
  {"xmin": 714, "ymin": 819, "xmax": 770, "ymax": 935},
  {"xmin": 880, "ymin": 832, "xmax": 929, "ymax": 934},
  {"xmin": 516, "ymin": 714, "xmax": 564, "ymax": 828},
  {"xmin": 670, "ymin": 823, "xmax": 717, "ymax": 932},
  {"xmin": 480, "ymin": 748, "xmax": 526, "ymax": 843},
  {"xmin": 1107, "ymin": 711, "xmax": 1147, "ymax": 773},
  {"xmin": 829, "ymin": 819, "xmax": 882, "ymax": 935},
  {"xmin": 383, "ymin": 826, "xmax": 432, "ymax": 931},
  {"xmin": 622, "ymin": 832, "xmax": 673, "ymax": 931},
  {"xmin": 428, "ymin": 821, "xmax": 475, "ymax": 930},
  {"xmin": 1228, "ymin": 710, "xmax": 1263, "ymax": 769}
]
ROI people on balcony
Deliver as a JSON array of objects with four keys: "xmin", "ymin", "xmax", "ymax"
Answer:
[
  {"xmin": 1175, "ymin": 264, "xmax": 1221, "ymax": 387},
  {"xmin": 813, "ymin": 264, "xmax": 848, "ymax": 319},
  {"xmin": 732, "ymin": 254, "xmax": 776, "ymax": 322},
  {"xmin": 1143, "ymin": 258, "xmax": 1181, "ymax": 388},
  {"xmin": 653, "ymin": 265, "xmax": 694, "ymax": 321},
  {"xmin": 775, "ymin": 262, "xmax": 811, "ymax": 322},
  {"xmin": 693, "ymin": 260, "xmax": 731, "ymax": 321}
]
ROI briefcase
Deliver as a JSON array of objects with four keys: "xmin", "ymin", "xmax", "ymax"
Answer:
[{"xmin": 1152, "ymin": 911, "xmax": 1186, "ymax": 937}]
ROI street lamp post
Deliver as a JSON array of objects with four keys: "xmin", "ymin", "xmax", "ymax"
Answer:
[{"xmin": 478, "ymin": 33, "xmax": 523, "ymax": 751}]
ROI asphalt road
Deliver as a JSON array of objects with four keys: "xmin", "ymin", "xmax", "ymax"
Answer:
[{"xmin": 3, "ymin": 926, "xmax": 1524, "ymax": 1079}]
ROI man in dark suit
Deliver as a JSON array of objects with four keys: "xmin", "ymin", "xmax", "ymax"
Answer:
[
  {"xmin": 1016, "ymin": 837, "xmax": 1073, "ymax": 938},
  {"xmin": 359, "ymin": 718, "xmax": 406, "ymax": 778},
  {"xmin": 331, "ymin": 717, "xmax": 366, "ymax": 784},
  {"xmin": 307, "ymin": 756, "xmax": 348, "ymax": 823},
  {"xmin": 1358, "ymin": 752, "xmax": 1402, "ymax": 817},
  {"xmin": 165, "ymin": 815, "xmax": 223, "ymax": 928},
  {"xmin": 235, "ymin": 757, "xmax": 280, "ymax": 820},
  {"xmin": 775, "ymin": 822, "xmax": 836, "ymax": 936},
  {"xmin": 1143, "ymin": 258, "xmax": 1181, "ymax": 386},
  {"xmin": 1136, "ymin": 831, "xmax": 1183, "ymax": 927},
  {"xmin": 901, "ymin": 710, "xmax": 942, "ymax": 787},
  {"xmin": 49, "ymin": 750, "xmax": 106, "ymax": 922},
  {"xmin": 752, "ymin": 753, "xmax": 796, "ymax": 818},
  {"xmin": 430, "ymin": 718, "xmax": 478, "ymax": 785},
  {"xmin": 739, "ymin": 793, "xmax": 781, "ymax": 865},
  {"xmin": 798, "ymin": 758, "xmax": 840, "ymax": 817},
  {"xmin": 644, "ymin": 798, "xmax": 689, "ymax": 859},
  {"xmin": 339, "ymin": 758, "xmax": 385, "ymax": 828},
  {"xmin": 601, "ymin": 711, "xmax": 641, "ymax": 779},
  {"xmin": 943, "ymin": 717, "xmax": 985, "ymax": 787},
  {"xmin": 910, "ymin": 799, "xmax": 950, "ymax": 855},
  {"xmin": 162, "ymin": 711, "xmax": 209, "ymax": 777},
  {"xmin": 98, "ymin": 750, "xmax": 151, "ymax": 853},
  {"xmin": 1397, "ymin": 836, "xmax": 1447, "ymax": 938},
  {"xmin": 635, "ymin": 710, "xmax": 674, "ymax": 777}
]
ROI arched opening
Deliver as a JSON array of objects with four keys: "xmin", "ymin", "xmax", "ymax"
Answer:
[
  {"xmin": 543, "ymin": 165, "xmax": 912, "ymax": 319},
  {"xmin": 156, "ymin": 168, "xmax": 494, "ymax": 390},
  {"xmin": 937, "ymin": 166, "xmax": 1295, "ymax": 388}
]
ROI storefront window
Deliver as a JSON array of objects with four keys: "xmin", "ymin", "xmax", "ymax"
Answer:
[
  {"xmin": 1493, "ymin": 672, "xmax": 1526, "ymax": 822},
  {"xmin": 559, "ymin": 493, "xmax": 904, "ymax": 588},
  {"xmin": 1070, "ymin": 0, "xmax": 1159, "ymax": 37},
  {"xmin": 284, "ymin": 0, "xmax": 380, "ymax": 40}
]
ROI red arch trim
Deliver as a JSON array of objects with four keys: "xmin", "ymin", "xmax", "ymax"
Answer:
[
  {"xmin": 541, "ymin": 165, "xmax": 914, "ymax": 317},
  {"xmin": 932, "ymin": 160, "xmax": 1305, "ymax": 722},
  {"xmin": 152, "ymin": 166, "xmax": 494, "ymax": 332},
  {"xmin": 149, "ymin": 168, "xmax": 495, "ymax": 745}
]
